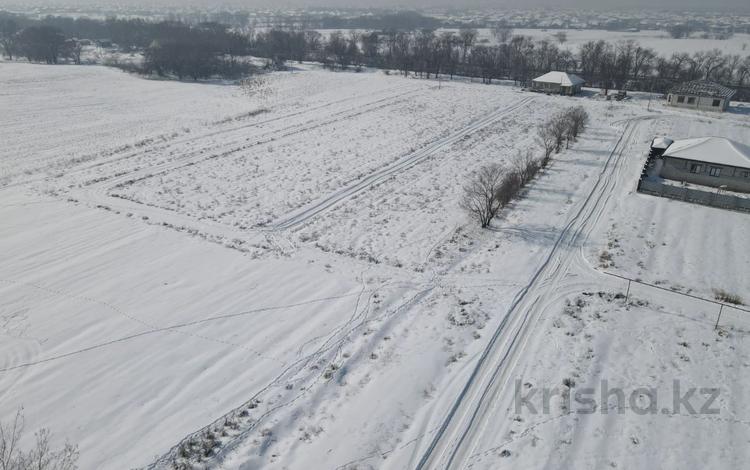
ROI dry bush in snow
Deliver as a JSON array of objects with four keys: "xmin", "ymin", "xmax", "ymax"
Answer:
[
  {"xmin": 714, "ymin": 289, "xmax": 744, "ymax": 305},
  {"xmin": 239, "ymin": 75, "xmax": 275, "ymax": 102},
  {"xmin": 496, "ymin": 169, "xmax": 523, "ymax": 208},
  {"xmin": 539, "ymin": 106, "xmax": 590, "ymax": 155},
  {"xmin": 549, "ymin": 112, "xmax": 569, "ymax": 153},
  {"xmin": 0, "ymin": 409, "xmax": 78, "ymax": 470},
  {"xmin": 537, "ymin": 121, "xmax": 557, "ymax": 164},
  {"xmin": 512, "ymin": 149, "xmax": 541, "ymax": 186},
  {"xmin": 566, "ymin": 106, "xmax": 590, "ymax": 144}
]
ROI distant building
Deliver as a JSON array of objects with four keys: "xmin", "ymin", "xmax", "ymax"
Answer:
[
  {"xmin": 531, "ymin": 71, "xmax": 585, "ymax": 96},
  {"xmin": 666, "ymin": 80, "xmax": 735, "ymax": 112},
  {"xmin": 659, "ymin": 137, "xmax": 750, "ymax": 193}
]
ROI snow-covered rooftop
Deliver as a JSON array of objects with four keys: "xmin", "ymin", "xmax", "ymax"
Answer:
[
  {"xmin": 663, "ymin": 137, "xmax": 750, "ymax": 169},
  {"xmin": 668, "ymin": 80, "xmax": 736, "ymax": 99},
  {"xmin": 532, "ymin": 71, "xmax": 585, "ymax": 87},
  {"xmin": 651, "ymin": 137, "xmax": 674, "ymax": 150}
]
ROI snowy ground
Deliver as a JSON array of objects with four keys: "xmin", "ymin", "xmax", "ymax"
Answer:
[{"xmin": 1, "ymin": 62, "xmax": 749, "ymax": 470}]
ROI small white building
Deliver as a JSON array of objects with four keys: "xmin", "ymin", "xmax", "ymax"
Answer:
[
  {"xmin": 531, "ymin": 71, "xmax": 585, "ymax": 96},
  {"xmin": 666, "ymin": 80, "xmax": 735, "ymax": 112}
]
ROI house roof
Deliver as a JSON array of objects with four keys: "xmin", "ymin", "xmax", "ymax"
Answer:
[
  {"xmin": 532, "ymin": 71, "xmax": 585, "ymax": 87},
  {"xmin": 663, "ymin": 137, "xmax": 750, "ymax": 169},
  {"xmin": 668, "ymin": 80, "xmax": 736, "ymax": 99}
]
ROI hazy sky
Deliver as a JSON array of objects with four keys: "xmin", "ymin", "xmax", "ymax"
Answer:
[{"xmin": 2, "ymin": 0, "xmax": 749, "ymax": 11}]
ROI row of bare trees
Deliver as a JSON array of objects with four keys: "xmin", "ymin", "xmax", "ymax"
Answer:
[
  {"xmin": 538, "ymin": 106, "xmax": 590, "ymax": 162},
  {"xmin": 462, "ymin": 106, "xmax": 589, "ymax": 228},
  {"xmin": 246, "ymin": 28, "xmax": 750, "ymax": 97}
]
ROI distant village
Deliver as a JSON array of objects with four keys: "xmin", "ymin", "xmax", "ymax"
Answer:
[{"xmin": 2, "ymin": 4, "xmax": 750, "ymax": 36}]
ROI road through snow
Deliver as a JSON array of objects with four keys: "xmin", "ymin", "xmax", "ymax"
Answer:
[{"xmin": 411, "ymin": 116, "xmax": 651, "ymax": 470}]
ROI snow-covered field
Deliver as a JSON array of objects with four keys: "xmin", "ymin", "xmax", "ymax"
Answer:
[{"xmin": 1, "ymin": 62, "xmax": 749, "ymax": 470}]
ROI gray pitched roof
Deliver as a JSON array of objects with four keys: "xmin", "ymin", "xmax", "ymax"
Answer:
[
  {"xmin": 663, "ymin": 137, "xmax": 750, "ymax": 169},
  {"xmin": 668, "ymin": 80, "xmax": 736, "ymax": 99}
]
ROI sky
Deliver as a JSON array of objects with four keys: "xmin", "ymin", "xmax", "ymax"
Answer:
[{"xmin": 2, "ymin": 0, "xmax": 749, "ymax": 12}]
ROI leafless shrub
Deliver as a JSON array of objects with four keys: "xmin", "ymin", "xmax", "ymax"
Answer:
[
  {"xmin": 542, "ymin": 106, "xmax": 590, "ymax": 154},
  {"xmin": 460, "ymin": 164, "xmax": 505, "ymax": 228},
  {"xmin": 0, "ymin": 409, "xmax": 78, "ymax": 470},
  {"xmin": 463, "ymin": 150, "xmax": 545, "ymax": 228},
  {"xmin": 495, "ymin": 169, "xmax": 523, "ymax": 207},
  {"xmin": 549, "ymin": 111, "xmax": 569, "ymax": 153},
  {"xmin": 714, "ymin": 289, "xmax": 744, "ymax": 305},
  {"xmin": 566, "ymin": 105, "xmax": 589, "ymax": 145},
  {"xmin": 537, "ymin": 121, "xmax": 556, "ymax": 164},
  {"xmin": 512, "ymin": 150, "xmax": 541, "ymax": 186},
  {"xmin": 239, "ymin": 75, "xmax": 275, "ymax": 102}
]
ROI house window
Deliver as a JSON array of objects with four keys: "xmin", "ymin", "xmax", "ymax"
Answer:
[
  {"xmin": 712, "ymin": 99, "xmax": 721, "ymax": 107},
  {"xmin": 742, "ymin": 171, "xmax": 750, "ymax": 178},
  {"xmin": 687, "ymin": 97, "xmax": 696, "ymax": 104},
  {"xmin": 689, "ymin": 164, "xmax": 703, "ymax": 174},
  {"xmin": 709, "ymin": 166, "xmax": 722, "ymax": 177},
  {"xmin": 677, "ymin": 95, "xmax": 685, "ymax": 103}
]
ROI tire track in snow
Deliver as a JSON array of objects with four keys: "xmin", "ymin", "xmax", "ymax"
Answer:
[
  {"xmin": 0, "ymin": 82, "xmax": 419, "ymax": 190},
  {"xmin": 0, "ymin": 290, "xmax": 367, "ymax": 373},
  {"xmin": 90, "ymin": 85, "xmax": 425, "ymax": 190},
  {"xmin": 147, "ymin": 280, "xmax": 434, "ymax": 470},
  {"xmin": 61, "ymin": 86, "xmax": 429, "ymax": 248},
  {"xmin": 272, "ymin": 96, "xmax": 536, "ymax": 231}
]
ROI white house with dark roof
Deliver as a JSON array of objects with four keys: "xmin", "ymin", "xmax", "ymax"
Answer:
[
  {"xmin": 666, "ymin": 80, "xmax": 735, "ymax": 112},
  {"xmin": 531, "ymin": 71, "xmax": 585, "ymax": 96},
  {"xmin": 658, "ymin": 137, "xmax": 750, "ymax": 193}
]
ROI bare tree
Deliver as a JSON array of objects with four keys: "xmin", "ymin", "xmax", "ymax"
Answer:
[
  {"xmin": 22, "ymin": 429, "xmax": 78, "ymax": 470},
  {"xmin": 553, "ymin": 31, "xmax": 567, "ymax": 45},
  {"xmin": 458, "ymin": 27, "xmax": 477, "ymax": 63},
  {"xmin": 461, "ymin": 164, "xmax": 504, "ymax": 228},
  {"xmin": 537, "ymin": 122, "xmax": 556, "ymax": 165},
  {"xmin": 549, "ymin": 111, "xmax": 570, "ymax": 153},
  {"xmin": 0, "ymin": 409, "xmax": 78, "ymax": 470},
  {"xmin": 512, "ymin": 149, "xmax": 540, "ymax": 185},
  {"xmin": 0, "ymin": 18, "xmax": 19, "ymax": 60},
  {"xmin": 0, "ymin": 409, "xmax": 23, "ymax": 470},
  {"xmin": 492, "ymin": 24, "xmax": 513, "ymax": 44},
  {"xmin": 566, "ymin": 106, "xmax": 589, "ymax": 144},
  {"xmin": 496, "ymin": 169, "xmax": 523, "ymax": 207},
  {"xmin": 63, "ymin": 39, "xmax": 83, "ymax": 65}
]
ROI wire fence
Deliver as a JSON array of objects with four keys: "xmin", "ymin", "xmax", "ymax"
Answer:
[{"xmin": 602, "ymin": 271, "xmax": 750, "ymax": 332}]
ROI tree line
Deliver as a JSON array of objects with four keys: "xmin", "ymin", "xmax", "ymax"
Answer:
[
  {"xmin": 247, "ymin": 27, "xmax": 749, "ymax": 98},
  {"xmin": 1, "ymin": 11, "xmax": 749, "ymax": 97},
  {"xmin": 0, "ymin": 13, "xmax": 253, "ymax": 79},
  {"xmin": 462, "ymin": 106, "xmax": 590, "ymax": 228}
]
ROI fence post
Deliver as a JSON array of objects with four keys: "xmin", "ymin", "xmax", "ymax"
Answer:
[
  {"xmin": 715, "ymin": 304, "xmax": 724, "ymax": 330},
  {"xmin": 625, "ymin": 279, "xmax": 631, "ymax": 304}
]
